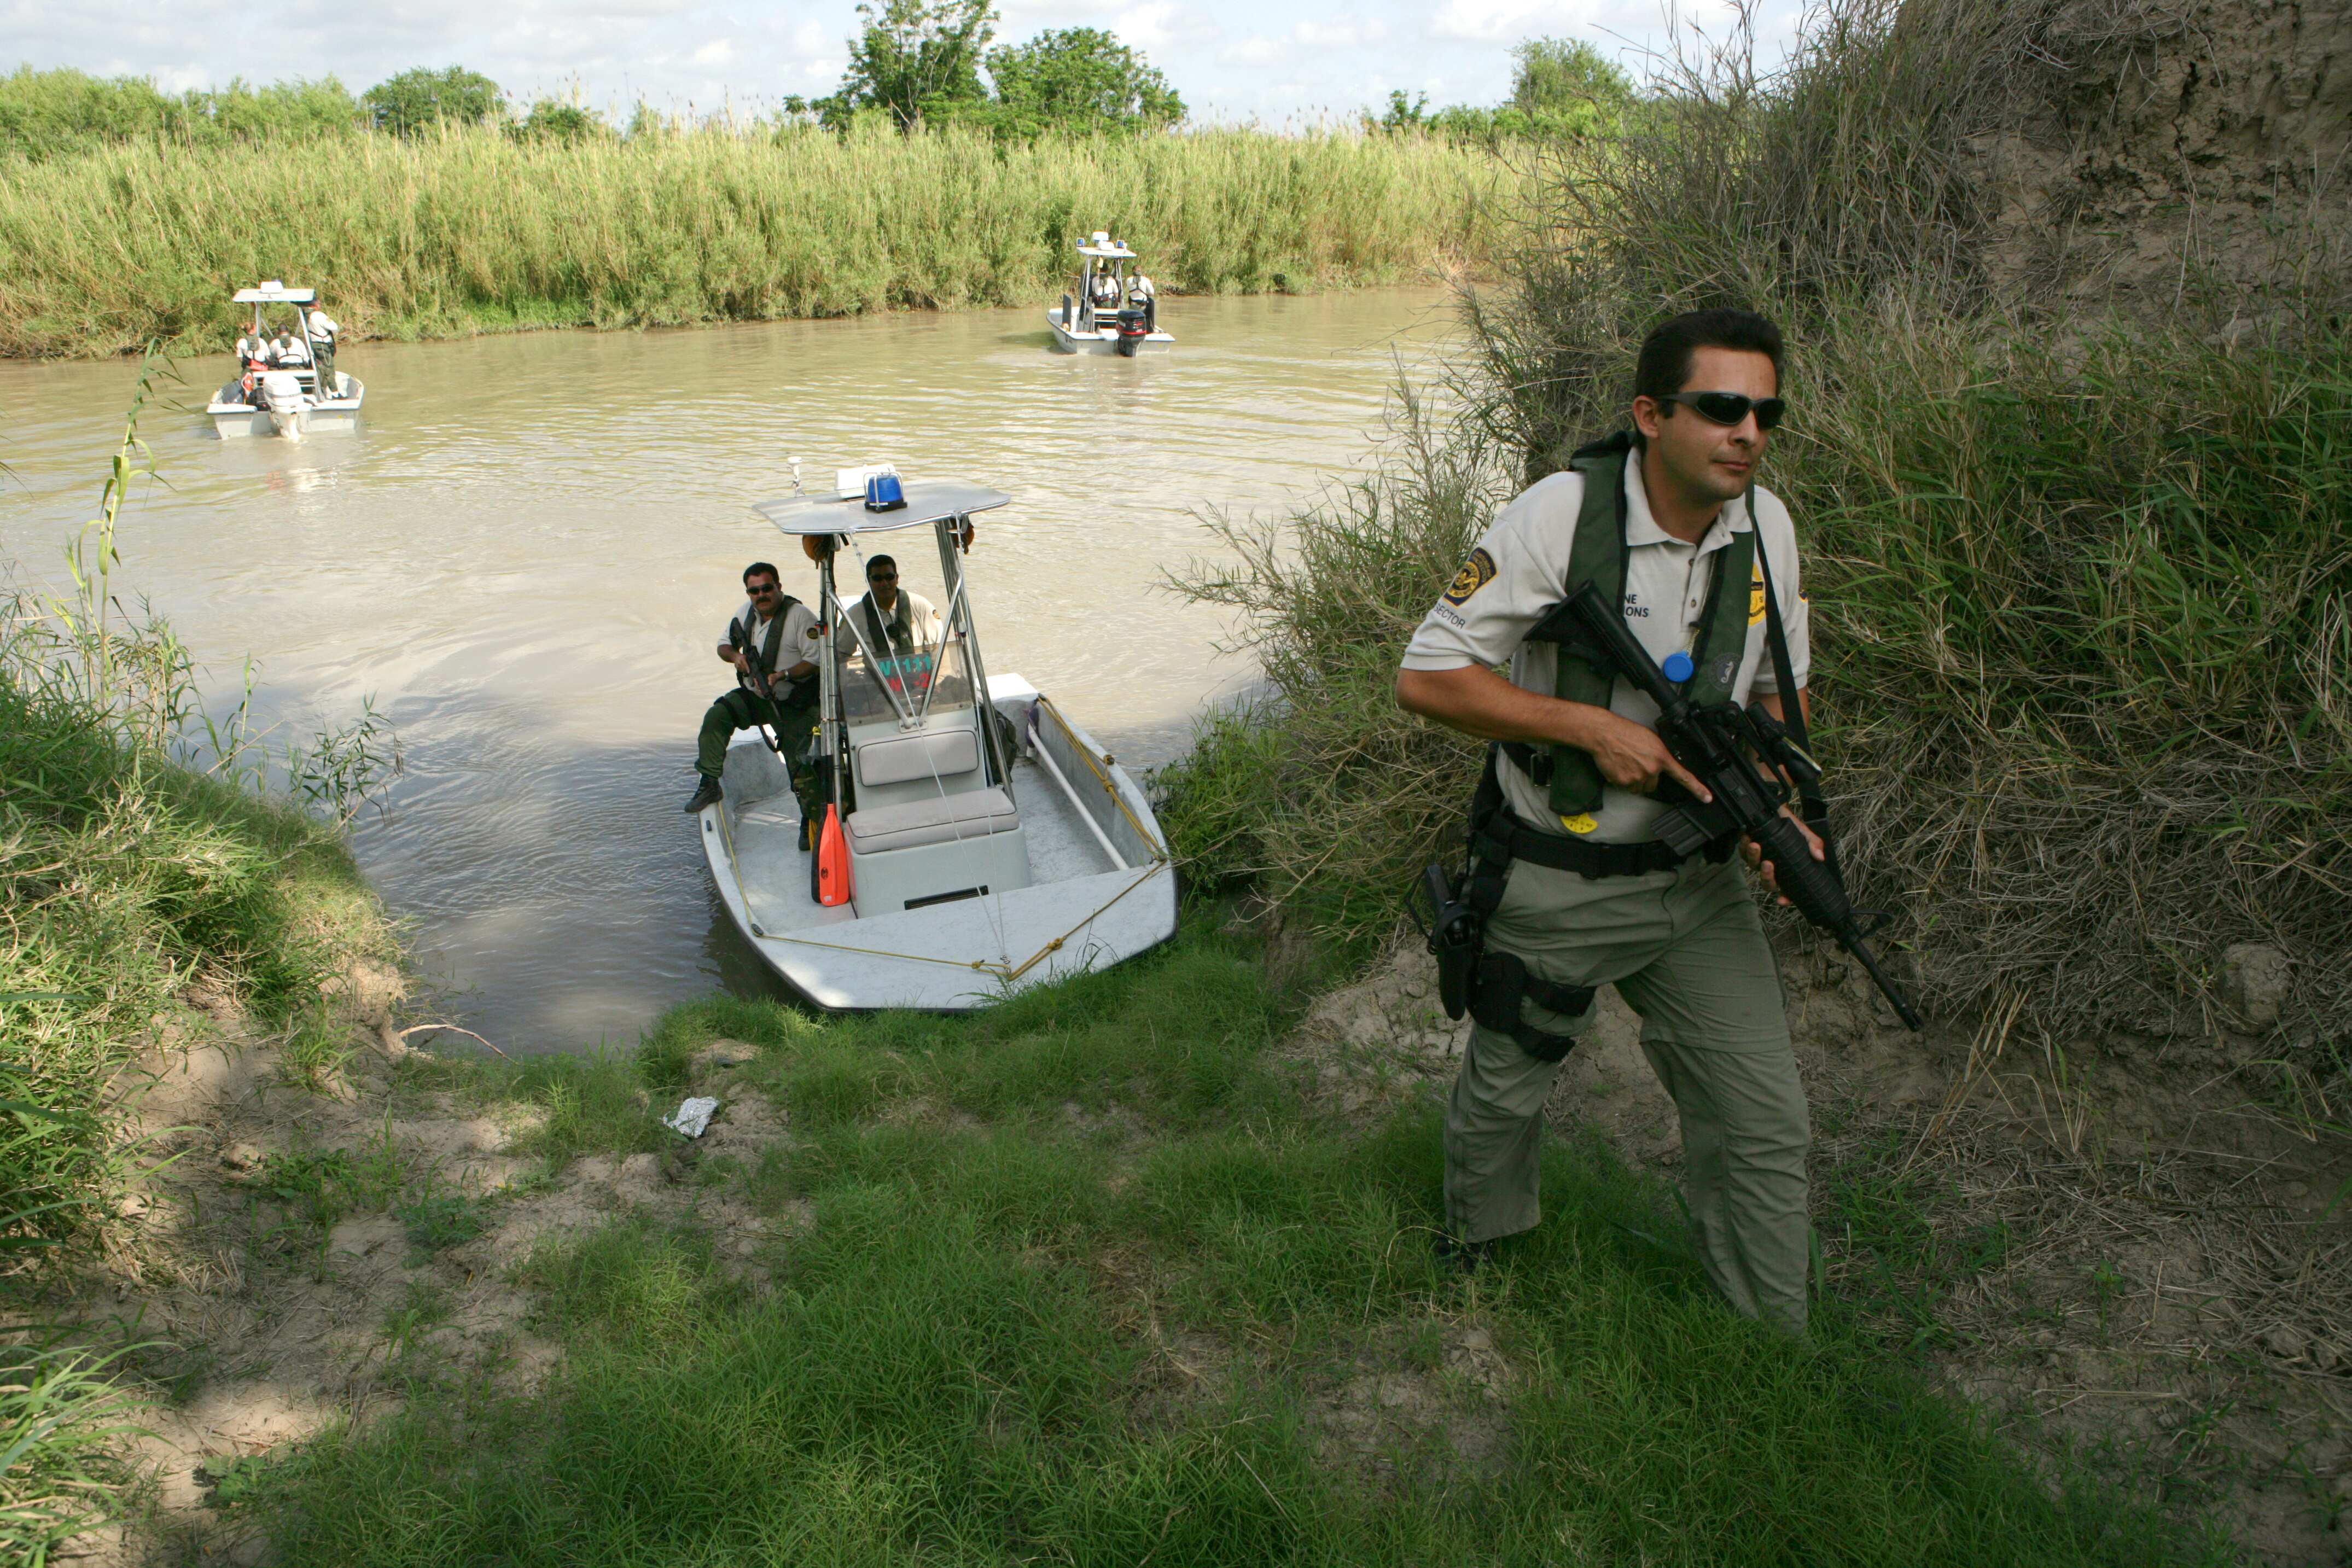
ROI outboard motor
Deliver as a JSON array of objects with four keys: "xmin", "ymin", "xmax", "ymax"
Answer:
[
  {"xmin": 259, "ymin": 370, "xmax": 311, "ymax": 439},
  {"xmin": 1113, "ymin": 310, "xmax": 1151, "ymax": 358}
]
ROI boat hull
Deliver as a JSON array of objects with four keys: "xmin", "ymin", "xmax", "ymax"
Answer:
[
  {"xmin": 208, "ymin": 373, "xmax": 366, "ymax": 439},
  {"xmin": 700, "ymin": 679, "xmax": 1178, "ymax": 1011},
  {"xmin": 1046, "ymin": 310, "xmax": 1172, "ymax": 356}
]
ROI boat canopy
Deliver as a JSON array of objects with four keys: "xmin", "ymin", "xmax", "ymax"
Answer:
[
  {"xmin": 754, "ymin": 480, "xmax": 1011, "ymax": 537},
  {"xmin": 232, "ymin": 283, "xmax": 317, "ymax": 304},
  {"xmin": 1075, "ymin": 230, "xmax": 1135, "ymax": 260}
]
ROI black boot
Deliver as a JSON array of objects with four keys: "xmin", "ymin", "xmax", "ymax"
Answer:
[
  {"xmin": 683, "ymin": 776, "xmax": 724, "ymax": 814},
  {"xmin": 1434, "ymin": 1233, "xmax": 1495, "ymax": 1276}
]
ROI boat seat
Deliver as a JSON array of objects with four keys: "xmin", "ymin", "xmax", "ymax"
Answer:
[
  {"xmin": 847, "ymin": 788, "xmax": 1019, "ymax": 856},
  {"xmin": 856, "ymin": 728, "xmax": 980, "ymax": 788}
]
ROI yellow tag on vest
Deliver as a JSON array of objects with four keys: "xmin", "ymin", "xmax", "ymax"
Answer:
[
  {"xmin": 1749, "ymin": 562, "xmax": 1767, "ymax": 625},
  {"xmin": 1559, "ymin": 813, "xmax": 1599, "ymax": 835}
]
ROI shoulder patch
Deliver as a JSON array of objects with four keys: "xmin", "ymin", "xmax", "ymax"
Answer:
[{"xmin": 1443, "ymin": 547, "xmax": 1498, "ymax": 607}]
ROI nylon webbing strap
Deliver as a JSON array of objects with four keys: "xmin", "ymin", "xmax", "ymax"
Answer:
[{"xmin": 1748, "ymin": 482, "xmax": 1840, "ymax": 884}]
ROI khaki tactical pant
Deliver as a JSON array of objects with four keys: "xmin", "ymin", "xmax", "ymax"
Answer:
[
  {"xmin": 698, "ymin": 689, "xmax": 822, "ymax": 816},
  {"xmin": 1442, "ymin": 853, "xmax": 1812, "ymax": 1332}
]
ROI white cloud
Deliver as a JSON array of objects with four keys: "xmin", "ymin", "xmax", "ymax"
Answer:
[{"xmin": 1428, "ymin": 0, "xmax": 1585, "ymax": 44}]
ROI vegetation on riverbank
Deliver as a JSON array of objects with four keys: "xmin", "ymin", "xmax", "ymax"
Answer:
[
  {"xmin": 0, "ymin": 371, "xmax": 397, "ymax": 1558},
  {"xmin": 1160, "ymin": 0, "xmax": 2352, "ymax": 1061},
  {"xmin": 160, "ymin": 951, "xmax": 2216, "ymax": 1567},
  {"xmin": 0, "ymin": 121, "xmax": 1500, "ymax": 358}
]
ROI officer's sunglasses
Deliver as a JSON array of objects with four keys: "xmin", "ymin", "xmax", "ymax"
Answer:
[
  {"xmin": 1661, "ymin": 391, "xmax": 1786, "ymax": 431},
  {"xmin": 748, "ymin": 582, "xmax": 780, "ymax": 595}
]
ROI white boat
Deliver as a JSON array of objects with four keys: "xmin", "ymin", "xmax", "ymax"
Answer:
[
  {"xmin": 1046, "ymin": 232, "xmax": 1172, "ymax": 357},
  {"xmin": 207, "ymin": 283, "xmax": 364, "ymax": 439},
  {"xmin": 698, "ymin": 474, "xmax": 1178, "ymax": 1010}
]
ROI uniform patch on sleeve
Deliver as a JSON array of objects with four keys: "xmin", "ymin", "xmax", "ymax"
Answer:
[{"xmin": 1443, "ymin": 547, "xmax": 1498, "ymax": 607}]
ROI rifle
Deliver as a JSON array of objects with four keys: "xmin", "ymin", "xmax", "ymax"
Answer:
[{"xmin": 1542, "ymin": 581, "xmax": 1923, "ymax": 1031}]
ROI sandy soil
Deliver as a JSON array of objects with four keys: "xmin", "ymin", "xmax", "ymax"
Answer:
[{"xmin": 42, "ymin": 976, "xmax": 790, "ymax": 1567}]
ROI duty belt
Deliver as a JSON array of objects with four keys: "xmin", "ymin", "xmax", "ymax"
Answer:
[{"xmin": 1470, "ymin": 808, "xmax": 1686, "ymax": 880}]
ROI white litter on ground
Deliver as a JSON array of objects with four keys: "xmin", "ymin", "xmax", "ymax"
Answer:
[{"xmin": 663, "ymin": 1096, "xmax": 720, "ymax": 1138}]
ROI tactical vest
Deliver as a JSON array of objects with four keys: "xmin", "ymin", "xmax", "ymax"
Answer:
[
  {"xmin": 1522, "ymin": 431, "xmax": 1756, "ymax": 819},
  {"xmin": 729, "ymin": 598, "xmax": 812, "ymax": 702}
]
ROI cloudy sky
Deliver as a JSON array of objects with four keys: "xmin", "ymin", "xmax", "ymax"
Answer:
[{"xmin": 5, "ymin": 0, "xmax": 1803, "ymax": 125}]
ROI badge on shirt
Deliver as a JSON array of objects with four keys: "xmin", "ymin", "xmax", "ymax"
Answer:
[{"xmin": 1443, "ymin": 547, "xmax": 1498, "ymax": 607}]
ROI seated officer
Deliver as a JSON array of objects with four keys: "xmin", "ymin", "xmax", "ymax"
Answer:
[
  {"xmin": 684, "ymin": 561, "xmax": 822, "ymax": 815},
  {"xmin": 847, "ymin": 555, "xmax": 942, "ymax": 660}
]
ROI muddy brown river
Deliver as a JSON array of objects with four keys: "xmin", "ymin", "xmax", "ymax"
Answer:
[{"xmin": 0, "ymin": 289, "xmax": 1452, "ymax": 1050}]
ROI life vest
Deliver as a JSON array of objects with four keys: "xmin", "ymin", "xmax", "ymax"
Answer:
[
  {"xmin": 729, "ymin": 598, "xmax": 814, "ymax": 703},
  {"xmin": 856, "ymin": 593, "xmax": 920, "ymax": 657},
  {"xmin": 1516, "ymin": 430, "xmax": 1757, "ymax": 819}
]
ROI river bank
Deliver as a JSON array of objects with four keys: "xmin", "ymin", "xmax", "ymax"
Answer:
[
  {"xmin": 43, "ymin": 901, "xmax": 2298, "ymax": 1567},
  {"xmin": 0, "ymin": 124, "xmax": 1499, "ymax": 360}
]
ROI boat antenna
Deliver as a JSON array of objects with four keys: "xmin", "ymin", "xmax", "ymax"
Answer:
[{"xmin": 786, "ymin": 453, "xmax": 804, "ymax": 494}]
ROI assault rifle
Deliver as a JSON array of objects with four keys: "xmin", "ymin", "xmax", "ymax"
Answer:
[{"xmin": 1543, "ymin": 581, "xmax": 1923, "ymax": 1031}]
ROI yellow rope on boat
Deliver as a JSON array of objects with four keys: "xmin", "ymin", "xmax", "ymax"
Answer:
[{"xmin": 1032, "ymin": 697, "xmax": 1165, "ymax": 858}]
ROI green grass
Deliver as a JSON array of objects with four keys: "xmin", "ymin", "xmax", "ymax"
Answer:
[
  {"xmin": 0, "ymin": 120, "xmax": 1501, "ymax": 358},
  {"xmin": 227, "ymin": 924, "xmax": 2230, "ymax": 1565}
]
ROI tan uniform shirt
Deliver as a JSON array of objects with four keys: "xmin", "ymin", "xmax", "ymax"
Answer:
[
  {"xmin": 725, "ymin": 599, "xmax": 822, "ymax": 695},
  {"xmin": 1402, "ymin": 456, "xmax": 1809, "ymax": 844}
]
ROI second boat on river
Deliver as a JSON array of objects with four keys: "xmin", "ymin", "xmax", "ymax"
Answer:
[{"xmin": 1047, "ymin": 233, "xmax": 1173, "ymax": 357}]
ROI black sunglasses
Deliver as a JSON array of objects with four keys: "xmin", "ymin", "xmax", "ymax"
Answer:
[
  {"xmin": 868, "ymin": 571, "xmax": 898, "ymax": 582},
  {"xmin": 748, "ymin": 582, "xmax": 780, "ymax": 594},
  {"xmin": 1662, "ymin": 391, "xmax": 1786, "ymax": 431}
]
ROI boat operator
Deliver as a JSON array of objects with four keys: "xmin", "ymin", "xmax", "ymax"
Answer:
[
  {"xmin": 305, "ymin": 304, "xmax": 340, "ymax": 392},
  {"xmin": 267, "ymin": 324, "xmax": 311, "ymax": 368},
  {"xmin": 1394, "ymin": 308, "xmax": 1825, "ymax": 1336},
  {"xmin": 683, "ymin": 562, "xmax": 823, "ymax": 819},
  {"xmin": 847, "ymin": 555, "xmax": 942, "ymax": 659}
]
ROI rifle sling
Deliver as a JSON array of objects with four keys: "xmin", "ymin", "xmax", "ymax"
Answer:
[{"xmin": 1746, "ymin": 481, "xmax": 1841, "ymax": 884}]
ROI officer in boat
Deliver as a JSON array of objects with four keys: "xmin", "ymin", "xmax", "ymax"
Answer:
[
  {"xmin": 684, "ymin": 561, "xmax": 823, "ymax": 817},
  {"xmin": 267, "ymin": 323, "xmax": 311, "ymax": 368},
  {"xmin": 846, "ymin": 555, "xmax": 942, "ymax": 660},
  {"xmin": 304, "ymin": 302, "xmax": 340, "ymax": 393},
  {"xmin": 1394, "ymin": 308, "xmax": 1824, "ymax": 1334},
  {"xmin": 234, "ymin": 323, "xmax": 270, "ymax": 367}
]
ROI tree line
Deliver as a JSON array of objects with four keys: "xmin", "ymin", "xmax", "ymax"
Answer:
[{"xmin": 2, "ymin": 19, "xmax": 1633, "ymax": 161}]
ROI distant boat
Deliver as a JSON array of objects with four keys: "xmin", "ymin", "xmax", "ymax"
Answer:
[
  {"xmin": 206, "ymin": 282, "xmax": 364, "ymax": 439},
  {"xmin": 697, "ymin": 472, "xmax": 1178, "ymax": 1010},
  {"xmin": 1047, "ymin": 233, "xmax": 1173, "ymax": 357}
]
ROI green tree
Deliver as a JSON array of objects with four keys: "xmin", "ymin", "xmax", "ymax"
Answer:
[
  {"xmin": 362, "ymin": 66, "xmax": 503, "ymax": 137},
  {"xmin": 982, "ymin": 28, "xmax": 1182, "ymax": 137},
  {"xmin": 1508, "ymin": 37, "xmax": 1634, "ymax": 136},
  {"xmin": 822, "ymin": 0, "xmax": 998, "ymax": 130},
  {"xmin": 514, "ymin": 98, "xmax": 608, "ymax": 143}
]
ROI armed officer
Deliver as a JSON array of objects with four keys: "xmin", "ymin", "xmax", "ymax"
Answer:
[
  {"xmin": 684, "ymin": 561, "xmax": 823, "ymax": 818},
  {"xmin": 1395, "ymin": 308, "xmax": 1825, "ymax": 1334}
]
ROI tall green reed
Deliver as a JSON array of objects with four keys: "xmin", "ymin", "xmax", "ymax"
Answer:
[{"xmin": 0, "ymin": 123, "xmax": 1500, "ymax": 358}]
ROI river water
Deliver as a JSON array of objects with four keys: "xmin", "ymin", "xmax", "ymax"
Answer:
[{"xmin": 0, "ymin": 289, "xmax": 1453, "ymax": 1051}]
